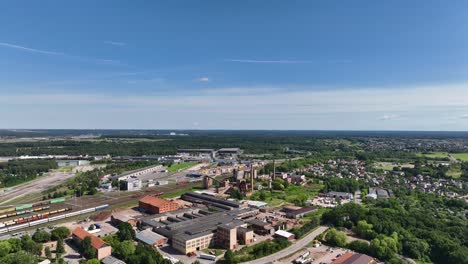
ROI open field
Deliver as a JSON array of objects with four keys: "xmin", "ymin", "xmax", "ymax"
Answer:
[
  {"xmin": 168, "ymin": 162, "xmax": 197, "ymax": 172},
  {"xmin": 446, "ymin": 164, "xmax": 462, "ymax": 178},
  {"xmin": 417, "ymin": 152, "xmax": 450, "ymax": 159},
  {"xmin": 251, "ymin": 184, "xmax": 323, "ymax": 207},
  {"xmin": 451, "ymin": 153, "xmax": 468, "ymax": 161},
  {"xmin": 374, "ymin": 162, "xmax": 414, "ymax": 171}
]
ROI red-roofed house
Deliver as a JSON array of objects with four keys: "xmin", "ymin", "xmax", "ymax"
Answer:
[{"xmin": 72, "ymin": 227, "xmax": 112, "ymax": 260}]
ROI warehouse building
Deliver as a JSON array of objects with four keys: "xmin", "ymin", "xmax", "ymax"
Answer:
[
  {"xmin": 285, "ymin": 206, "xmax": 317, "ymax": 219},
  {"xmin": 56, "ymin": 160, "xmax": 90, "ymax": 167},
  {"xmin": 110, "ymin": 165, "xmax": 164, "ymax": 182},
  {"xmin": 124, "ymin": 178, "xmax": 142, "ymax": 191},
  {"xmin": 152, "ymin": 208, "xmax": 258, "ymax": 254},
  {"xmin": 136, "ymin": 229, "xmax": 168, "ymax": 247},
  {"xmin": 216, "ymin": 148, "xmax": 242, "ymax": 158},
  {"xmin": 181, "ymin": 192, "xmax": 242, "ymax": 210},
  {"xmin": 111, "ymin": 213, "xmax": 138, "ymax": 227},
  {"xmin": 139, "ymin": 196, "xmax": 179, "ymax": 214}
]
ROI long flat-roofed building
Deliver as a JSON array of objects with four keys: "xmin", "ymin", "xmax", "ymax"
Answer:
[{"xmin": 153, "ymin": 208, "xmax": 258, "ymax": 254}]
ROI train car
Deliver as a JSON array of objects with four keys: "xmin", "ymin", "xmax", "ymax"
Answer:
[
  {"xmin": 95, "ymin": 204, "xmax": 109, "ymax": 211},
  {"xmin": 7, "ymin": 212, "xmax": 17, "ymax": 218},
  {"xmin": 9, "ymin": 223, "xmax": 29, "ymax": 231},
  {"xmin": 0, "ymin": 214, "xmax": 8, "ymax": 219},
  {"xmin": 0, "ymin": 223, "xmax": 5, "ymax": 228},
  {"xmin": 48, "ymin": 214, "xmax": 66, "ymax": 221},
  {"xmin": 32, "ymin": 201, "xmax": 50, "ymax": 207},
  {"xmin": 15, "ymin": 204, "xmax": 33, "ymax": 211},
  {"xmin": 33, "ymin": 206, "xmax": 50, "ymax": 212},
  {"xmin": 0, "ymin": 228, "xmax": 7, "ymax": 234},
  {"xmin": 65, "ymin": 211, "xmax": 80, "ymax": 217},
  {"xmin": 29, "ymin": 218, "xmax": 48, "ymax": 226},
  {"xmin": 4, "ymin": 221, "xmax": 15, "ymax": 226},
  {"xmin": 0, "ymin": 207, "xmax": 15, "ymax": 214},
  {"xmin": 50, "ymin": 198, "xmax": 66, "ymax": 204},
  {"xmin": 81, "ymin": 208, "xmax": 96, "ymax": 214},
  {"xmin": 15, "ymin": 219, "xmax": 28, "ymax": 224}
]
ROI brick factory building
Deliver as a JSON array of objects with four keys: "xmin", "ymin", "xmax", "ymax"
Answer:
[{"xmin": 139, "ymin": 195, "xmax": 179, "ymax": 214}]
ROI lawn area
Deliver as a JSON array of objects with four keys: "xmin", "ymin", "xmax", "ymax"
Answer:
[
  {"xmin": 232, "ymin": 238, "xmax": 291, "ymax": 262},
  {"xmin": 202, "ymin": 248, "xmax": 225, "ymax": 256},
  {"xmin": 446, "ymin": 164, "xmax": 462, "ymax": 178},
  {"xmin": 160, "ymin": 185, "xmax": 204, "ymax": 198},
  {"xmin": 451, "ymin": 153, "xmax": 468, "ymax": 161},
  {"xmin": 417, "ymin": 152, "xmax": 450, "ymax": 159},
  {"xmin": 168, "ymin": 162, "xmax": 197, "ymax": 172},
  {"xmin": 251, "ymin": 183, "xmax": 323, "ymax": 207},
  {"xmin": 374, "ymin": 162, "xmax": 414, "ymax": 171}
]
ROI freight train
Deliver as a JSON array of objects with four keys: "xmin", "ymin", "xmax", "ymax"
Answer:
[
  {"xmin": 0, "ymin": 198, "xmax": 65, "ymax": 219},
  {"xmin": 0, "ymin": 204, "xmax": 109, "ymax": 234}
]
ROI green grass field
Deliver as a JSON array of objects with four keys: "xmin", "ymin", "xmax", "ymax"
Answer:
[
  {"xmin": 451, "ymin": 153, "xmax": 468, "ymax": 161},
  {"xmin": 417, "ymin": 152, "xmax": 450, "ymax": 159},
  {"xmin": 168, "ymin": 162, "xmax": 197, "ymax": 172}
]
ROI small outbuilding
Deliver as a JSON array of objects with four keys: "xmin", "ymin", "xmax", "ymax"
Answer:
[
  {"xmin": 136, "ymin": 228, "xmax": 168, "ymax": 247},
  {"xmin": 274, "ymin": 230, "xmax": 295, "ymax": 240}
]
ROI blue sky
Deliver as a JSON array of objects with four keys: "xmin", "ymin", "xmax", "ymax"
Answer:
[{"xmin": 1, "ymin": 1, "xmax": 468, "ymax": 130}]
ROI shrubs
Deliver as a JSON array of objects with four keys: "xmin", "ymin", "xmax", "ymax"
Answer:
[
  {"xmin": 227, "ymin": 238, "xmax": 291, "ymax": 262},
  {"xmin": 290, "ymin": 213, "xmax": 320, "ymax": 239},
  {"xmin": 51, "ymin": 227, "xmax": 71, "ymax": 240}
]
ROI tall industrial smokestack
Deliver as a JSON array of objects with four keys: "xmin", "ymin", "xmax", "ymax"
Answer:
[
  {"xmin": 250, "ymin": 165, "xmax": 254, "ymax": 192},
  {"xmin": 273, "ymin": 159, "xmax": 276, "ymax": 180}
]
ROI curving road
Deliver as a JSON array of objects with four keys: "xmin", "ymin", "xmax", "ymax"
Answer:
[{"xmin": 242, "ymin": 226, "xmax": 329, "ymax": 264}]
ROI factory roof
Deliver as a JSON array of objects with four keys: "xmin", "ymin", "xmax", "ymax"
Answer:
[
  {"xmin": 139, "ymin": 196, "xmax": 177, "ymax": 208},
  {"xmin": 331, "ymin": 253, "xmax": 375, "ymax": 264},
  {"xmin": 217, "ymin": 148, "xmax": 241, "ymax": 152},
  {"xmin": 101, "ymin": 256, "xmax": 126, "ymax": 264},
  {"xmin": 111, "ymin": 213, "xmax": 135, "ymax": 223},
  {"xmin": 247, "ymin": 219, "xmax": 271, "ymax": 227},
  {"xmin": 136, "ymin": 229, "xmax": 167, "ymax": 245},
  {"xmin": 286, "ymin": 206, "xmax": 317, "ymax": 216},
  {"xmin": 156, "ymin": 208, "xmax": 258, "ymax": 242},
  {"xmin": 177, "ymin": 149, "xmax": 215, "ymax": 152},
  {"xmin": 274, "ymin": 230, "xmax": 295, "ymax": 239}
]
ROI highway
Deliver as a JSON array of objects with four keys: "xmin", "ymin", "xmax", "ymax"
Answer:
[{"xmin": 242, "ymin": 226, "xmax": 329, "ymax": 264}]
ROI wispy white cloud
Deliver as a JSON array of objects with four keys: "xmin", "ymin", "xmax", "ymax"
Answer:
[
  {"xmin": 378, "ymin": 114, "xmax": 400, "ymax": 121},
  {"xmin": 104, "ymin": 41, "xmax": 127, "ymax": 46},
  {"xmin": 126, "ymin": 78, "xmax": 164, "ymax": 84},
  {"xmin": 0, "ymin": 41, "xmax": 120, "ymax": 65},
  {"xmin": 1, "ymin": 83, "xmax": 468, "ymax": 130},
  {"xmin": 0, "ymin": 42, "xmax": 63, "ymax": 56},
  {"xmin": 197, "ymin": 77, "xmax": 210, "ymax": 82},
  {"xmin": 225, "ymin": 59, "xmax": 312, "ymax": 64}
]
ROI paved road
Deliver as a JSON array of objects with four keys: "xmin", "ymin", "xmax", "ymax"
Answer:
[{"xmin": 242, "ymin": 226, "xmax": 329, "ymax": 264}]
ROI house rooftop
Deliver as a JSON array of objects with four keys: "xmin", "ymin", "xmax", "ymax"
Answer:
[
  {"xmin": 140, "ymin": 196, "xmax": 176, "ymax": 207},
  {"xmin": 72, "ymin": 227, "xmax": 108, "ymax": 250}
]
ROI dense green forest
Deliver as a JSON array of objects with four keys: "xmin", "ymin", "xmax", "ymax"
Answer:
[
  {"xmin": 321, "ymin": 192, "xmax": 468, "ymax": 264},
  {"xmin": 0, "ymin": 160, "xmax": 58, "ymax": 187}
]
